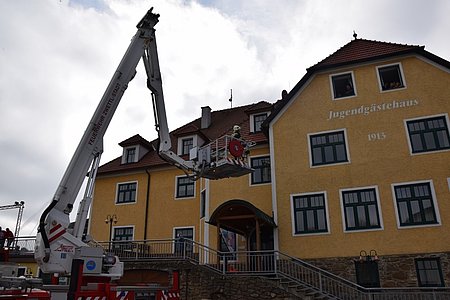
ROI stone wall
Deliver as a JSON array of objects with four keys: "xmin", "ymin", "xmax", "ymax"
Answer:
[
  {"xmin": 306, "ymin": 251, "xmax": 450, "ymax": 288},
  {"xmin": 179, "ymin": 265, "xmax": 296, "ymax": 300},
  {"xmin": 125, "ymin": 260, "xmax": 297, "ymax": 299},
  {"xmin": 123, "ymin": 251, "xmax": 450, "ymax": 298}
]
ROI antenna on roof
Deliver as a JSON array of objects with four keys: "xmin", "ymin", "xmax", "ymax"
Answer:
[
  {"xmin": 229, "ymin": 89, "xmax": 233, "ymax": 108},
  {"xmin": 353, "ymin": 30, "xmax": 358, "ymax": 40}
]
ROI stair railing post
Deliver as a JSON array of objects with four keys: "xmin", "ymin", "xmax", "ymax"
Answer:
[
  {"xmin": 222, "ymin": 252, "xmax": 226, "ymax": 275},
  {"xmin": 273, "ymin": 251, "xmax": 277, "ymax": 275},
  {"xmin": 319, "ymin": 272, "xmax": 323, "ymax": 292}
]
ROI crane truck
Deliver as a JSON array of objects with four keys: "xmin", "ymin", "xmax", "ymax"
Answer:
[{"xmin": 22, "ymin": 7, "xmax": 254, "ymax": 299}]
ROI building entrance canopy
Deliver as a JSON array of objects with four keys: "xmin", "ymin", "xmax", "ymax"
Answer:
[{"xmin": 208, "ymin": 199, "xmax": 276, "ymax": 251}]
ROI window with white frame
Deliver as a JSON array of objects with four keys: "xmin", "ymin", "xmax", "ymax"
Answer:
[
  {"xmin": 181, "ymin": 137, "xmax": 194, "ymax": 155},
  {"xmin": 252, "ymin": 113, "xmax": 268, "ymax": 132},
  {"xmin": 112, "ymin": 226, "xmax": 134, "ymax": 252},
  {"xmin": 331, "ymin": 72, "xmax": 355, "ymax": 99},
  {"xmin": 292, "ymin": 193, "xmax": 328, "ymax": 234},
  {"xmin": 125, "ymin": 147, "xmax": 136, "ymax": 163},
  {"xmin": 176, "ymin": 176, "xmax": 195, "ymax": 198},
  {"xmin": 393, "ymin": 181, "xmax": 439, "ymax": 227},
  {"xmin": 116, "ymin": 182, "xmax": 137, "ymax": 204},
  {"xmin": 177, "ymin": 135, "xmax": 201, "ymax": 156},
  {"xmin": 113, "ymin": 226, "xmax": 134, "ymax": 241},
  {"xmin": 174, "ymin": 227, "xmax": 194, "ymax": 253},
  {"xmin": 174, "ymin": 227, "xmax": 194, "ymax": 240},
  {"xmin": 309, "ymin": 130, "xmax": 349, "ymax": 166},
  {"xmin": 341, "ymin": 187, "xmax": 382, "ymax": 231},
  {"xmin": 377, "ymin": 63, "xmax": 405, "ymax": 91},
  {"xmin": 406, "ymin": 115, "xmax": 450, "ymax": 154},
  {"xmin": 250, "ymin": 156, "xmax": 271, "ymax": 184}
]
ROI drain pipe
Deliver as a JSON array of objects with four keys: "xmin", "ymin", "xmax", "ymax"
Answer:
[{"xmin": 144, "ymin": 169, "xmax": 151, "ymax": 239}]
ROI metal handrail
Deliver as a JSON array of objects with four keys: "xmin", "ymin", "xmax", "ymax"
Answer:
[
  {"xmin": 98, "ymin": 239, "xmax": 450, "ymax": 299},
  {"xmin": 275, "ymin": 251, "xmax": 365, "ymax": 298},
  {"xmin": 3, "ymin": 236, "xmax": 36, "ymax": 254}
]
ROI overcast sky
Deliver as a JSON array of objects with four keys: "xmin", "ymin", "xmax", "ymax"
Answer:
[{"xmin": 1, "ymin": 0, "xmax": 449, "ymax": 236}]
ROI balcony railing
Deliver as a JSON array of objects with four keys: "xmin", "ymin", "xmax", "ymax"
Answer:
[{"xmin": 1, "ymin": 236, "xmax": 36, "ymax": 254}]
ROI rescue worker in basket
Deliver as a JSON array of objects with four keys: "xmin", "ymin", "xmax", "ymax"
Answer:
[
  {"xmin": 232, "ymin": 125, "xmax": 241, "ymax": 139},
  {"xmin": 229, "ymin": 125, "xmax": 249, "ymax": 158}
]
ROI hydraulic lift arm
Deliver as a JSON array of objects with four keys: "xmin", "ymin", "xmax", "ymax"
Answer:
[{"xmin": 35, "ymin": 8, "xmax": 253, "ymax": 277}]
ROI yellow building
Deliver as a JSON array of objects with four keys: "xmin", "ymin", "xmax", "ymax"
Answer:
[
  {"xmin": 91, "ymin": 38, "xmax": 450, "ymax": 288},
  {"xmin": 265, "ymin": 38, "xmax": 450, "ymax": 287}
]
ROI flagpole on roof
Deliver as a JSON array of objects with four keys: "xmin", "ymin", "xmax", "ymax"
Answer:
[{"xmin": 229, "ymin": 89, "xmax": 233, "ymax": 108}]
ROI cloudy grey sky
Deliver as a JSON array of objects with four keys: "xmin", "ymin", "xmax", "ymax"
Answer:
[{"xmin": 1, "ymin": 0, "xmax": 449, "ymax": 235}]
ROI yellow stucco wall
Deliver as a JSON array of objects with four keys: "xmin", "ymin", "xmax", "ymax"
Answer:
[
  {"xmin": 92, "ymin": 167, "xmax": 206, "ymax": 242},
  {"xmin": 91, "ymin": 172, "xmax": 150, "ymax": 241},
  {"xmin": 146, "ymin": 168, "xmax": 200, "ymax": 239},
  {"xmin": 14, "ymin": 262, "xmax": 38, "ymax": 276},
  {"xmin": 272, "ymin": 56, "xmax": 450, "ymax": 259}
]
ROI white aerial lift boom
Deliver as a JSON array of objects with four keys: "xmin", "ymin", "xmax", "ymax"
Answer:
[{"xmin": 34, "ymin": 8, "xmax": 253, "ymax": 280}]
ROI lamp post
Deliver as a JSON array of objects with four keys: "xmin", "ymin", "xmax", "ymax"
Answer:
[{"xmin": 105, "ymin": 214, "xmax": 117, "ymax": 252}]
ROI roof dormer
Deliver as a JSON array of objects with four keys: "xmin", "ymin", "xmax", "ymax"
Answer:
[
  {"xmin": 245, "ymin": 101, "xmax": 272, "ymax": 133},
  {"xmin": 177, "ymin": 134, "xmax": 204, "ymax": 156},
  {"xmin": 119, "ymin": 134, "xmax": 152, "ymax": 164}
]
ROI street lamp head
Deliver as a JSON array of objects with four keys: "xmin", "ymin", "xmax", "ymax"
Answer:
[{"xmin": 105, "ymin": 214, "xmax": 118, "ymax": 224}]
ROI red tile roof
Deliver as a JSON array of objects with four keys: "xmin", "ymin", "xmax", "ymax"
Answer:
[
  {"xmin": 244, "ymin": 101, "xmax": 274, "ymax": 114},
  {"xmin": 98, "ymin": 101, "xmax": 272, "ymax": 175},
  {"xmin": 309, "ymin": 38, "xmax": 423, "ymax": 71}
]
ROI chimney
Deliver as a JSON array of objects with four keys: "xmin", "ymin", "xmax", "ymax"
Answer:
[{"xmin": 201, "ymin": 106, "xmax": 211, "ymax": 129}]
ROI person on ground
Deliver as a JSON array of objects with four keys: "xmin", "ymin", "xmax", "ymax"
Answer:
[
  {"xmin": 0, "ymin": 227, "xmax": 5, "ymax": 248},
  {"xmin": 4, "ymin": 228, "xmax": 14, "ymax": 249}
]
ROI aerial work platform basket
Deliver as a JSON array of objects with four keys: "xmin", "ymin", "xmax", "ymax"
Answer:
[{"xmin": 192, "ymin": 135, "xmax": 255, "ymax": 180}]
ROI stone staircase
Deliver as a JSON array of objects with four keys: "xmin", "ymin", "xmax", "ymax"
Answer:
[{"xmin": 268, "ymin": 275, "xmax": 338, "ymax": 299}]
